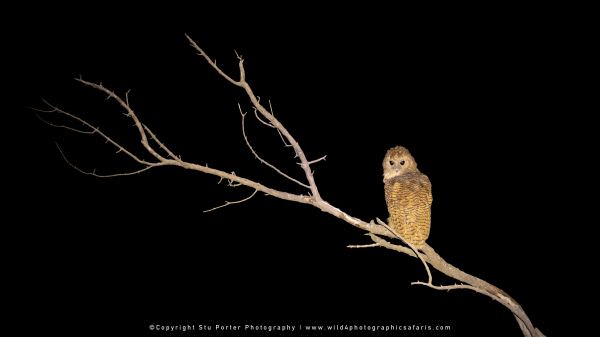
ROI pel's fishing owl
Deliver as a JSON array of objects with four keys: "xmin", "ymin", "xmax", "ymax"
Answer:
[{"xmin": 383, "ymin": 146, "xmax": 432, "ymax": 248}]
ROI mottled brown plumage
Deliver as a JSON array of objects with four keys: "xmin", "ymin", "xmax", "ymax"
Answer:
[{"xmin": 383, "ymin": 146, "xmax": 432, "ymax": 248}]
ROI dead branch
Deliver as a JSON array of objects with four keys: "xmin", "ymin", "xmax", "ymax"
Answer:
[
  {"xmin": 374, "ymin": 218, "xmax": 433, "ymax": 284},
  {"xmin": 203, "ymin": 189, "xmax": 258, "ymax": 213},
  {"xmin": 185, "ymin": 34, "xmax": 322, "ymax": 201},
  {"xmin": 39, "ymin": 35, "xmax": 546, "ymax": 337},
  {"xmin": 238, "ymin": 103, "xmax": 310, "ymax": 188}
]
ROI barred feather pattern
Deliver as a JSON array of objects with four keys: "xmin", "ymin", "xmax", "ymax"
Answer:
[{"xmin": 384, "ymin": 172, "xmax": 432, "ymax": 248}]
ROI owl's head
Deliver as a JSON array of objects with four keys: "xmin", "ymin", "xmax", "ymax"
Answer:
[{"xmin": 383, "ymin": 145, "xmax": 419, "ymax": 181}]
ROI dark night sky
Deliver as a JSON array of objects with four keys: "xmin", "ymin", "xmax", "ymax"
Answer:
[{"xmin": 5, "ymin": 3, "xmax": 592, "ymax": 337}]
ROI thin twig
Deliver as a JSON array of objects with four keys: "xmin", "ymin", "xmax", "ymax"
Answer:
[
  {"xmin": 39, "ymin": 100, "xmax": 153, "ymax": 166},
  {"xmin": 187, "ymin": 34, "xmax": 321, "ymax": 200},
  {"xmin": 35, "ymin": 113, "xmax": 94, "ymax": 134},
  {"xmin": 268, "ymin": 100, "xmax": 274, "ymax": 115},
  {"xmin": 253, "ymin": 108, "xmax": 275, "ymax": 128},
  {"xmin": 56, "ymin": 143, "xmax": 158, "ymax": 178},
  {"xmin": 376, "ymin": 218, "xmax": 432, "ymax": 284},
  {"xmin": 276, "ymin": 129, "xmax": 292, "ymax": 147},
  {"xmin": 142, "ymin": 124, "xmax": 179, "ymax": 161},
  {"xmin": 367, "ymin": 233, "xmax": 419, "ymax": 258},
  {"xmin": 306, "ymin": 155, "xmax": 327, "ymax": 165},
  {"xmin": 203, "ymin": 189, "xmax": 258, "ymax": 213},
  {"xmin": 239, "ymin": 104, "xmax": 310, "ymax": 189},
  {"xmin": 347, "ymin": 243, "xmax": 380, "ymax": 249},
  {"xmin": 411, "ymin": 281, "xmax": 483, "ymax": 293},
  {"xmin": 75, "ymin": 78, "xmax": 167, "ymax": 162},
  {"xmin": 186, "ymin": 34, "xmax": 242, "ymax": 87}
]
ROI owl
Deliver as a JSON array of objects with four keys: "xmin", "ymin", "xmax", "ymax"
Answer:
[{"xmin": 383, "ymin": 146, "xmax": 432, "ymax": 248}]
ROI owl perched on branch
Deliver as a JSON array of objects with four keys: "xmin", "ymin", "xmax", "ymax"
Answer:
[{"xmin": 383, "ymin": 146, "xmax": 432, "ymax": 248}]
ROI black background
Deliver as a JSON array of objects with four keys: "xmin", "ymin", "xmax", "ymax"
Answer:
[{"xmin": 6, "ymin": 3, "xmax": 592, "ymax": 337}]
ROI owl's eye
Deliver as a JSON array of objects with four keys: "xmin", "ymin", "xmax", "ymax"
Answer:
[
  {"xmin": 389, "ymin": 160, "xmax": 395, "ymax": 166},
  {"xmin": 400, "ymin": 160, "xmax": 405, "ymax": 165}
]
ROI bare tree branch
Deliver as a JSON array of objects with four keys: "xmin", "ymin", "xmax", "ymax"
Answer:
[
  {"xmin": 367, "ymin": 233, "xmax": 417, "ymax": 257},
  {"xmin": 306, "ymin": 155, "xmax": 327, "ymax": 165},
  {"xmin": 185, "ymin": 34, "xmax": 242, "ymax": 87},
  {"xmin": 36, "ymin": 100, "xmax": 154, "ymax": 167},
  {"xmin": 35, "ymin": 113, "xmax": 94, "ymax": 134},
  {"xmin": 375, "ymin": 218, "xmax": 432, "ymax": 284},
  {"xmin": 74, "ymin": 78, "xmax": 168, "ymax": 163},
  {"xmin": 276, "ymin": 128, "xmax": 292, "ymax": 147},
  {"xmin": 347, "ymin": 242, "xmax": 380, "ymax": 249},
  {"xmin": 41, "ymin": 36, "xmax": 546, "ymax": 337},
  {"xmin": 239, "ymin": 104, "xmax": 310, "ymax": 189},
  {"xmin": 365, "ymin": 232, "xmax": 540, "ymax": 336},
  {"xmin": 253, "ymin": 108, "xmax": 275, "ymax": 128},
  {"xmin": 185, "ymin": 34, "xmax": 322, "ymax": 200},
  {"xmin": 203, "ymin": 189, "xmax": 258, "ymax": 213},
  {"xmin": 55, "ymin": 143, "xmax": 160, "ymax": 178},
  {"xmin": 142, "ymin": 124, "xmax": 179, "ymax": 160}
]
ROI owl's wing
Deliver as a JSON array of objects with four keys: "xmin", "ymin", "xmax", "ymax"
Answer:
[
  {"xmin": 385, "ymin": 173, "xmax": 432, "ymax": 244},
  {"xmin": 419, "ymin": 174, "xmax": 433, "ymax": 206}
]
